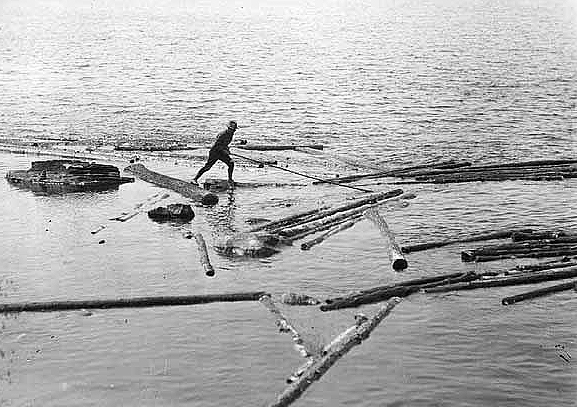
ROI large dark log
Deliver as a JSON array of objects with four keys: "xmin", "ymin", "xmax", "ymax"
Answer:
[
  {"xmin": 320, "ymin": 272, "xmax": 478, "ymax": 311},
  {"xmin": 0, "ymin": 292, "xmax": 268, "ymax": 313},
  {"xmin": 461, "ymin": 242, "xmax": 577, "ymax": 262},
  {"xmin": 365, "ymin": 208, "xmax": 407, "ymax": 271},
  {"xmin": 125, "ymin": 164, "xmax": 218, "ymax": 205},
  {"xmin": 269, "ymin": 298, "xmax": 401, "ymax": 407},
  {"xmin": 424, "ymin": 265, "xmax": 577, "ymax": 294},
  {"xmin": 511, "ymin": 231, "xmax": 574, "ymax": 242},
  {"xmin": 469, "ymin": 248, "xmax": 577, "ymax": 263},
  {"xmin": 401, "ymin": 228, "xmax": 533, "ymax": 253},
  {"xmin": 501, "ymin": 280, "xmax": 577, "ymax": 305}
]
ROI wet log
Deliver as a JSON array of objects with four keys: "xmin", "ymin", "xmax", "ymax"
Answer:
[
  {"xmin": 260, "ymin": 295, "xmax": 313, "ymax": 358},
  {"xmin": 514, "ymin": 258, "xmax": 577, "ymax": 272},
  {"xmin": 501, "ymin": 280, "xmax": 577, "ymax": 305},
  {"xmin": 279, "ymin": 189, "xmax": 404, "ymax": 238},
  {"xmin": 237, "ymin": 144, "xmax": 324, "ymax": 151},
  {"xmin": 401, "ymin": 228, "xmax": 534, "ymax": 253},
  {"xmin": 320, "ymin": 272, "xmax": 478, "ymax": 311},
  {"xmin": 269, "ymin": 298, "xmax": 401, "ymax": 407},
  {"xmin": 365, "ymin": 208, "xmax": 407, "ymax": 271},
  {"xmin": 0, "ymin": 292, "xmax": 268, "ymax": 313},
  {"xmin": 125, "ymin": 163, "xmax": 218, "ymax": 206},
  {"xmin": 468, "ymin": 247, "xmax": 577, "ymax": 263},
  {"xmin": 300, "ymin": 217, "xmax": 361, "ymax": 250},
  {"xmin": 286, "ymin": 213, "xmax": 364, "ymax": 242},
  {"xmin": 193, "ymin": 232, "xmax": 215, "ymax": 276},
  {"xmin": 413, "ymin": 167, "xmax": 575, "ymax": 181},
  {"xmin": 511, "ymin": 231, "xmax": 575, "ymax": 242},
  {"xmin": 424, "ymin": 265, "xmax": 577, "ymax": 294},
  {"xmin": 425, "ymin": 173, "xmax": 566, "ymax": 184},
  {"xmin": 461, "ymin": 243, "xmax": 577, "ymax": 261}
]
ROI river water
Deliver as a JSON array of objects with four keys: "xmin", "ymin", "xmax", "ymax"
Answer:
[{"xmin": 1, "ymin": 0, "xmax": 576, "ymax": 406}]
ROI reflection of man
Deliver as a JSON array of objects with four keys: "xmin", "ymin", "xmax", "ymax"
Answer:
[{"xmin": 191, "ymin": 121, "xmax": 237, "ymax": 186}]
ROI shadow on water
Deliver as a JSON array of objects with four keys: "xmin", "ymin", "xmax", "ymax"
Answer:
[{"xmin": 205, "ymin": 189, "xmax": 237, "ymax": 238}]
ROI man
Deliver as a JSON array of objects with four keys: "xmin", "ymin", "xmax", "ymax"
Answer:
[{"xmin": 191, "ymin": 120, "xmax": 237, "ymax": 186}]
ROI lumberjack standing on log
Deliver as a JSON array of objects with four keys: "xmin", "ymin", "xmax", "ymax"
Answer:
[{"xmin": 191, "ymin": 120, "xmax": 238, "ymax": 186}]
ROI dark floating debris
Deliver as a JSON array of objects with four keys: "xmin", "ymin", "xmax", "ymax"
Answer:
[
  {"xmin": 147, "ymin": 204, "xmax": 195, "ymax": 222},
  {"xmin": 5, "ymin": 160, "xmax": 134, "ymax": 194}
]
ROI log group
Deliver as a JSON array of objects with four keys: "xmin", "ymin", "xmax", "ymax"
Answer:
[{"xmin": 395, "ymin": 158, "xmax": 577, "ymax": 184}]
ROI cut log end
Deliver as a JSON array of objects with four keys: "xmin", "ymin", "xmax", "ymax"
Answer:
[
  {"xmin": 201, "ymin": 193, "xmax": 219, "ymax": 206},
  {"xmin": 392, "ymin": 259, "xmax": 409, "ymax": 271}
]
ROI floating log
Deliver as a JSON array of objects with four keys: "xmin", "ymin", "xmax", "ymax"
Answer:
[
  {"xmin": 472, "ymin": 248, "xmax": 577, "ymax": 262},
  {"xmin": 193, "ymin": 233, "xmax": 215, "ymax": 276},
  {"xmin": 109, "ymin": 193, "xmax": 170, "ymax": 222},
  {"xmin": 424, "ymin": 173, "xmax": 567, "ymax": 184},
  {"xmin": 90, "ymin": 225, "xmax": 106, "ymax": 235},
  {"xmin": 260, "ymin": 295, "xmax": 313, "ymax": 358},
  {"xmin": 312, "ymin": 160, "xmax": 472, "ymax": 185},
  {"xmin": 365, "ymin": 208, "xmax": 407, "ymax": 271},
  {"xmin": 514, "ymin": 258, "xmax": 577, "ymax": 272},
  {"xmin": 269, "ymin": 298, "xmax": 401, "ymax": 407},
  {"xmin": 461, "ymin": 242, "xmax": 577, "ymax": 262},
  {"xmin": 279, "ymin": 293, "xmax": 320, "ymax": 306},
  {"xmin": 300, "ymin": 217, "xmax": 361, "ymax": 251},
  {"xmin": 511, "ymin": 231, "xmax": 574, "ymax": 242},
  {"xmin": 279, "ymin": 189, "xmax": 404, "ymax": 238},
  {"xmin": 501, "ymin": 280, "xmax": 577, "ymax": 305},
  {"xmin": 237, "ymin": 144, "xmax": 324, "ymax": 151},
  {"xmin": 424, "ymin": 265, "xmax": 577, "ymax": 294},
  {"xmin": 286, "ymin": 213, "xmax": 364, "ymax": 242},
  {"xmin": 401, "ymin": 228, "xmax": 534, "ymax": 253},
  {"xmin": 0, "ymin": 292, "xmax": 268, "ymax": 313},
  {"xmin": 320, "ymin": 272, "xmax": 477, "ymax": 311},
  {"xmin": 125, "ymin": 163, "xmax": 218, "ymax": 206}
]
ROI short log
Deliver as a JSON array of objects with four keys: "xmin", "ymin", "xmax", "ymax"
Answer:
[{"xmin": 193, "ymin": 232, "xmax": 215, "ymax": 276}]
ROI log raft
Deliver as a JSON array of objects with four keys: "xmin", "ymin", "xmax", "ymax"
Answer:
[{"xmin": 125, "ymin": 163, "xmax": 218, "ymax": 205}]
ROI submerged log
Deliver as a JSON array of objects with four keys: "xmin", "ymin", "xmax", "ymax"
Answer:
[
  {"xmin": 193, "ymin": 232, "xmax": 215, "ymax": 276},
  {"xmin": 365, "ymin": 208, "xmax": 408, "ymax": 271},
  {"xmin": 125, "ymin": 163, "xmax": 218, "ymax": 206},
  {"xmin": 300, "ymin": 217, "xmax": 361, "ymax": 250},
  {"xmin": 0, "ymin": 292, "xmax": 268, "ymax": 313},
  {"xmin": 295, "ymin": 147, "xmax": 385, "ymax": 171},
  {"xmin": 260, "ymin": 295, "xmax": 314, "ymax": 359},
  {"xmin": 269, "ymin": 298, "xmax": 401, "ymax": 407},
  {"xmin": 424, "ymin": 265, "xmax": 577, "ymax": 294},
  {"xmin": 401, "ymin": 228, "xmax": 534, "ymax": 253},
  {"xmin": 501, "ymin": 280, "xmax": 577, "ymax": 305}
]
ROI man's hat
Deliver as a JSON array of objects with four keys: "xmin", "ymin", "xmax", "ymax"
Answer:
[{"xmin": 228, "ymin": 120, "xmax": 238, "ymax": 128}]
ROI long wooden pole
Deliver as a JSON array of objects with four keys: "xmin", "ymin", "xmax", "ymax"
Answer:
[
  {"xmin": 300, "ymin": 217, "xmax": 361, "ymax": 250},
  {"xmin": 125, "ymin": 163, "xmax": 219, "ymax": 205},
  {"xmin": 0, "ymin": 292, "xmax": 268, "ymax": 313},
  {"xmin": 501, "ymin": 280, "xmax": 577, "ymax": 305},
  {"xmin": 269, "ymin": 297, "xmax": 401, "ymax": 407},
  {"xmin": 365, "ymin": 208, "xmax": 407, "ymax": 271}
]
